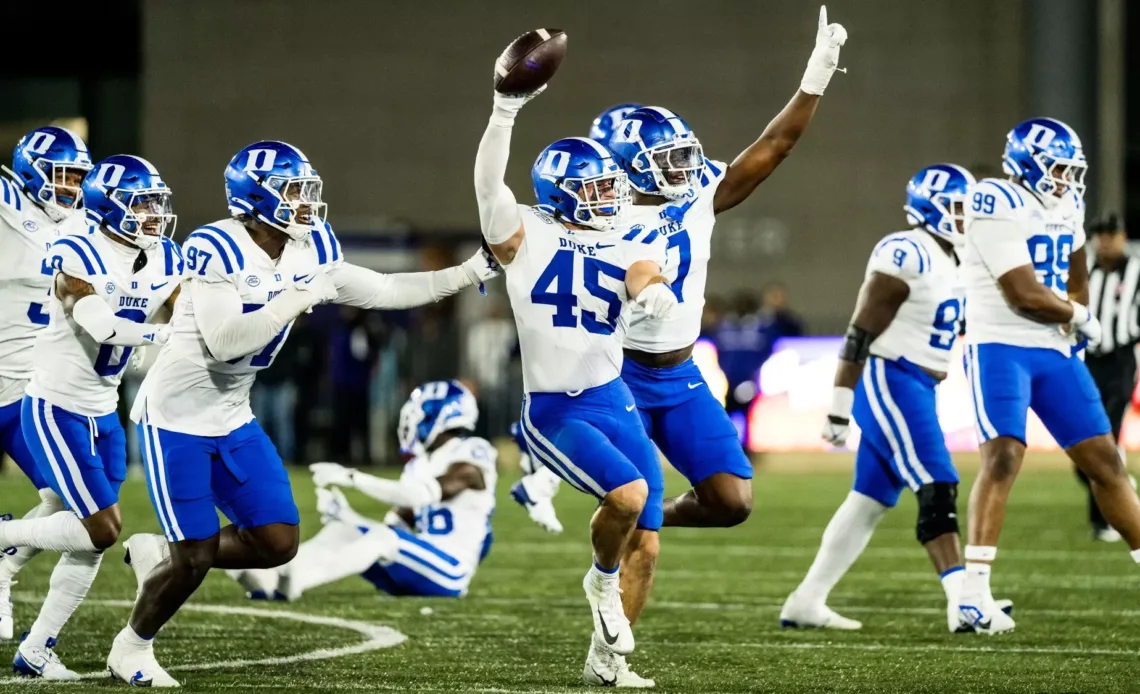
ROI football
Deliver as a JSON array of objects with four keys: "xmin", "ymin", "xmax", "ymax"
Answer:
[{"xmin": 493, "ymin": 28, "xmax": 567, "ymax": 94}]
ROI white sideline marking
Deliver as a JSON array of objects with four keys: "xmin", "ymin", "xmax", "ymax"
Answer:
[{"xmin": 1, "ymin": 599, "xmax": 406, "ymax": 683}]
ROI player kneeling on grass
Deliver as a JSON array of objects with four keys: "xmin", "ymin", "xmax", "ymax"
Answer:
[
  {"xmin": 783, "ymin": 164, "xmax": 1008, "ymax": 633},
  {"xmin": 231, "ymin": 380, "xmax": 496, "ymax": 600}
]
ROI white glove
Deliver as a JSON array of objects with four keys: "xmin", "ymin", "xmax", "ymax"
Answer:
[
  {"xmin": 821, "ymin": 386, "xmax": 854, "ymax": 447},
  {"xmin": 634, "ymin": 282, "xmax": 678, "ymax": 318},
  {"xmin": 309, "ymin": 462, "xmax": 356, "ymax": 489},
  {"xmin": 461, "ymin": 247, "xmax": 502, "ymax": 295},
  {"xmin": 293, "ymin": 271, "xmax": 339, "ymax": 306},
  {"xmin": 1069, "ymin": 300, "xmax": 1102, "ymax": 346},
  {"xmin": 146, "ymin": 324, "xmax": 171, "ymax": 347},
  {"xmin": 800, "ymin": 6, "xmax": 848, "ymax": 95},
  {"xmin": 492, "ymin": 84, "xmax": 547, "ymax": 124},
  {"xmin": 383, "ymin": 508, "xmax": 414, "ymax": 533}
]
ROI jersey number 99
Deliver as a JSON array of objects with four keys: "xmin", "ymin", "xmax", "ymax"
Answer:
[
  {"xmin": 971, "ymin": 192, "xmax": 996, "ymax": 215},
  {"xmin": 1027, "ymin": 234, "xmax": 1073, "ymax": 291}
]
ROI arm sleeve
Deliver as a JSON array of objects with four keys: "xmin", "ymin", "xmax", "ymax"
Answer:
[
  {"xmin": 189, "ymin": 280, "xmax": 314, "ymax": 363},
  {"xmin": 71, "ymin": 295, "xmax": 163, "ymax": 346},
  {"xmin": 327, "ymin": 262, "xmax": 477, "ymax": 310},
  {"xmin": 866, "ymin": 235, "xmax": 928, "ymax": 285},
  {"xmin": 474, "ymin": 111, "xmax": 523, "ymax": 245},
  {"xmin": 351, "ymin": 470, "xmax": 443, "ymax": 509}
]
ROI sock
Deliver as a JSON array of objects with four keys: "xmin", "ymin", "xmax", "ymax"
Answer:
[
  {"xmin": 0, "ymin": 511, "xmax": 96, "ymax": 554},
  {"xmin": 0, "ymin": 490, "xmax": 65, "ymax": 582},
  {"xmin": 795, "ymin": 491, "xmax": 888, "ymax": 603},
  {"xmin": 962, "ymin": 562, "xmax": 992, "ymax": 603},
  {"xmin": 589, "ymin": 561, "xmax": 620, "ymax": 591},
  {"xmin": 24, "ymin": 550, "xmax": 103, "ymax": 650},
  {"xmin": 940, "ymin": 565, "xmax": 964, "ymax": 603},
  {"xmin": 115, "ymin": 624, "xmax": 153, "ymax": 654}
]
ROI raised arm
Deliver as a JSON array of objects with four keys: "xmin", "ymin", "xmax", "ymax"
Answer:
[
  {"xmin": 475, "ymin": 89, "xmax": 543, "ymax": 265},
  {"xmin": 713, "ymin": 6, "xmax": 848, "ymax": 214},
  {"xmin": 328, "ymin": 254, "xmax": 499, "ymax": 311}
]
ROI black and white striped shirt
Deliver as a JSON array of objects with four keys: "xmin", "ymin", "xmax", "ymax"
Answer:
[{"xmin": 1088, "ymin": 251, "xmax": 1140, "ymax": 356}]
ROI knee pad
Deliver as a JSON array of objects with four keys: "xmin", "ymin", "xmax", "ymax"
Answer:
[{"xmin": 915, "ymin": 482, "xmax": 959, "ymax": 545}]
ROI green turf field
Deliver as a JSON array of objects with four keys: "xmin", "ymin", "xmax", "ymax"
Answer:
[{"xmin": 0, "ymin": 456, "xmax": 1137, "ymax": 693}]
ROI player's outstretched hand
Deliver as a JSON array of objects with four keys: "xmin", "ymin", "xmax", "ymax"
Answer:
[
  {"xmin": 310, "ymin": 462, "xmax": 356, "ymax": 489},
  {"xmin": 462, "ymin": 246, "xmax": 502, "ymax": 289},
  {"xmin": 800, "ymin": 5, "xmax": 848, "ymax": 95},
  {"xmin": 294, "ymin": 271, "xmax": 339, "ymax": 306},
  {"xmin": 493, "ymin": 84, "xmax": 546, "ymax": 117},
  {"xmin": 635, "ymin": 283, "xmax": 678, "ymax": 319}
]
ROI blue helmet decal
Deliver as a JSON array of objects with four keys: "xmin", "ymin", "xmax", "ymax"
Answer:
[
  {"xmin": 608, "ymin": 106, "xmax": 703, "ymax": 200},
  {"xmin": 83, "ymin": 155, "xmax": 175, "ymax": 250},
  {"xmin": 589, "ymin": 103, "xmax": 643, "ymax": 148},
  {"xmin": 1002, "ymin": 117, "xmax": 1086, "ymax": 198},
  {"xmin": 6, "ymin": 126, "xmax": 92, "ymax": 220},
  {"xmin": 397, "ymin": 380, "xmax": 479, "ymax": 454},
  {"xmin": 225, "ymin": 141, "xmax": 326, "ymax": 240},
  {"xmin": 904, "ymin": 164, "xmax": 975, "ymax": 247},
  {"xmin": 531, "ymin": 137, "xmax": 630, "ymax": 231}
]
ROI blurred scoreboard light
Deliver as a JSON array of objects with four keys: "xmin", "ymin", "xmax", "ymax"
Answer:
[{"xmin": 744, "ymin": 337, "xmax": 1140, "ymax": 452}]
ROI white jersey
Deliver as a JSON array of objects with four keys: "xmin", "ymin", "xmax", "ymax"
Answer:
[
  {"xmin": 26, "ymin": 230, "xmax": 183, "ymax": 416},
  {"xmin": 504, "ymin": 205, "xmax": 667, "ymax": 393},
  {"xmin": 0, "ymin": 177, "xmax": 88, "ymax": 404},
  {"xmin": 623, "ymin": 160, "xmax": 726, "ymax": 353},
  {"xmin": 404, "ymin": 435, "xmax": 497, "ymax": 575},
  {"xmin": 135, "ymin": 218, "xmax": 343, "ymax": 436},
  {"xmin": 864, "ymin": 230, "xmax": 963, "ymax": 373},
  {"xmin": 962, "ymin": 178, "xmax": 1085, "ymax": 354}
]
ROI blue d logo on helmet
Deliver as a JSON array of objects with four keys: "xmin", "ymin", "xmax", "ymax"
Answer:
[
  {"xmin": 82, "ymin": 155, "xmax": 176, "ymax": 250},
  {"xmin": 4, "ymin": 126, "xmax": 93, "ymax": 221},
  {"xmin": 397, "ymin": 380, "xmax": 479, "ymax": 454},
  {"xmin": 225, "ymin": 141, "xmax": 326, "ymax": 240},
  {"xmin": 1002, "ymin": 117, "xmax": 1086, "ymax": 199},
  {"xmin": 904, "ymin": 164, "xmax": 975, "ymax": 248},
  {"xmin": 608, "ymin": 106, "xmax": 704, "ymax": 200},
  {"xmin": 588, "ymin": 103, "xmax": 643, "ymax": 148},
  {"xmin": 531, "ymin": 137, "xmax": 630, "ymax": 232}
]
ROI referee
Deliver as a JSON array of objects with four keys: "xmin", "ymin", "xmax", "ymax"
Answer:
[{"xmin": 1078, "ymin": 213, "xmax": 1140, "ymax": 542}]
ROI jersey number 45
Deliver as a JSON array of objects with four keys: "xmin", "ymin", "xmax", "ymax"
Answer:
[{"xmin": 531, "ymin": 250, "xmax": 624, "ymax": 335}]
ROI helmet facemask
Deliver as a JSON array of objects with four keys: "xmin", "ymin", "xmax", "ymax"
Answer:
[
  {"xmin": 932, "ymin": 191, "xmax": 968, "ymax": 247},
  {"xmin": 262, "ymin": 174, "xmax": 326, "ymax": 240},
  {"xmin": 29, "ymin": 159, "xmax": 92, "ymax": 222},
  {"xmin": 561, "ymin": 171, "xmax": 631, "ymax": 231},
  {"xmin": 1033, "ymin": 152, "xmax": 1087, "ymax": 199},
  {"xmin": 630, "ymin": 137, "xmax": 703, "ymax": 199}
]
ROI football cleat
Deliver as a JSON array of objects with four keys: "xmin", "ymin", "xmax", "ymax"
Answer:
[
  {"xmin": 583, "ymin": 635, "xmax": 655, "ymax": 688},
  {"xmin": 124, "ymin": 534, "xmax": 170, "ymax": 597},
  {"xmin": 583, "ymin": 570, "xmax": 634, "ymax": 655},
  {"xmin": 779, "ymin": 592, "xmax": 862, "ymax": 630},
  {"xmin": 958, "ymin": 596, "xmax": 1015, "ymax": 635},
  {"xmin": 13, "ymin": 636, "xmax": 79, "ymax": 680},
  {"xmin": 0, "ymin": 579, "xmax": 13, "ymax": 640},
  {"xmin": 954, "ymin": 599, "xmax": 1013, "ymax": 633},
  {"xmin": 1093, "ymin": 527, "xmax": 1122, "ymax": 543},
  {"xmin": 107, "ymin": 630, "xmax": 180, "ymax": 688},
  {"xmin": 510, "ymin": 480, "xmax": 563, "ymax": 534}
]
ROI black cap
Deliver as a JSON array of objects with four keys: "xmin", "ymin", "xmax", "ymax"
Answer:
[{"xmin": 1089, "ymin": 213, "xmax": 1124, "ymax": 236}]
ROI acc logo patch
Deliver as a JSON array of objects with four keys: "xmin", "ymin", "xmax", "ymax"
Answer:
[
  {"xmin": 105, "ymin": 282, "xmax": 116, "ymax": 294},
  {"xmin": 246, "ymin": 275, "xmax": 261, "ymax": 287},
  {"xmin": 22, "ymin": 220, "xmax": 38, "ymax": 232}
]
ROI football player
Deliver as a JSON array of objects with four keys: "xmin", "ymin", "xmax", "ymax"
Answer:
[
  {"xmin": 107, "ymin": 140, "xmax": 499, "ymax": 687},
  {"xmin": 784, "ymin": 164, "xmax": 984, "ymax": 632},
  {"xmin": 959, "ymin": 118, "xmax": 1140, "ymax": 633},
  {"xmin": 589, "ymin": 104, "xmax": 643, "ymax": 148},
  {"xmin": 0, "ymin": 154, "xmax": 180, "ymax": 679},
  {"xmin": 226, "ymin": 381, "xmax": 496, "ymax": 600},
  {"xmin": 0, "ymin": 126, "xmax": 92, "ymax": 642},
  {"xmin": 475, "ymin": 70, "xmax": 676, "ymax": 685}
]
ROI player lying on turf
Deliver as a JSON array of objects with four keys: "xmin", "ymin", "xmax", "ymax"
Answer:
[
  {"xmin": 959, "ymin": 118, "xmax": 1140, "ymax": 634},
  {"xmin": 783, "ymin": 164, "xmax": 1014, "ymax": 633},
  {"xmin": 108, "ymin": 140, "xmax": 500, "ymax": 687},
  {"xmin": 0, "ymin": 126, "xmax": 91, "ymax": 644},
  {"xmin": 229, "ymin": 380, "xmax": 496, "ymax": 600}
]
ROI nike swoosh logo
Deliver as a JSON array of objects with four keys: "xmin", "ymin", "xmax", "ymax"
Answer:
[
  {"xmin": 625, "ymin": 404, "xmax": 636, "ymax": 412},
  {"xmin": 150, "ymin": 282, "xmax": 169, "ymax": 290},
  {"xmin": 597, "ymin": 608, "xmax": 620, "ymax": 646},
  {"xmin": 293, "ymin": 274, "xmax": 309, "ymax": 282},
  {"xmin": 687, "ymin": 382, "xmax": 703, "ymax": 389},
  {"xmin": 596, "ymin": 244, "xmax": 615, "ymax": 249}
]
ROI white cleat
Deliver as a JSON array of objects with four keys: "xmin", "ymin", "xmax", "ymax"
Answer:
[
  {"xmin": 954, "ymin": 598, "xmax": 1014, "ymax": 633},
  {"xmin": 0, "ymin": 579, "xmax": 13, "ymax": 640},
  {"xmin": 583, "ymin": 635, "xmax": 655, "ymax": 688},
  {"xmin": 13, "ymin": 638, "xmax": 80, "ymax": 680},
  {"xmin": 228, "ymin": 569, "xmax": 281, "ymax": 601},
  {"xmin": 1093, "ymin": 527, "xmax": 1122, "ymax": 543},
  {"xmin": 107, "ymin": 630, "xmax": 180, "ymax": 688},
  {"xmin": 583, "ymin": 570, "xmax": 634, "ymax": 655},
  {"xmin": 316, "ymin": 486, "xmax": 348, "ymax": 525},
  {"xmin": 958, "ymin": 595, "xmax": 1016, "ymax": 635},
  {"xmin": 511, "ymin": 480, "xmax": 563, "ymax": 533},
  {"xmin": 124, "ymin": 534, "xmax": 170, "ymax": 597},
  {"xmin": 779, "ymin": 592, "xmax": 862, "ymax": 630}
]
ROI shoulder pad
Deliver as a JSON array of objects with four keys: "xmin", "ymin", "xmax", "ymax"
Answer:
[
  {"xmin": 966, "ymin": 179, "xmax": 1026, "ymax": 220},
  {"xmin": 309, "ymin": 221, "xmax": 343, "ymax": 268},
  {"xmin": 160, "ymin": 237, "xmax": 185, "ymax": 278},
  {"xmin": 183, "ymin": 224, "xmax": 246, "ymax": 281},
  {"xmin": 523, "ymin": 205, "xmax": 558, "ymax": 226},
  {"xmin": 0, "ymin": 178, "xmax": 25, "ymax": 216},
  {"xmin": 699, "ymin": 159, "xmax": 728, "ymax": 190},
  {"xmin": 868, "ymin": 233, "xmax": 930, "ymax": 280},
  {"xmin": 48, "ymin": 233, "xmax": 108, "ymax": 282}
]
